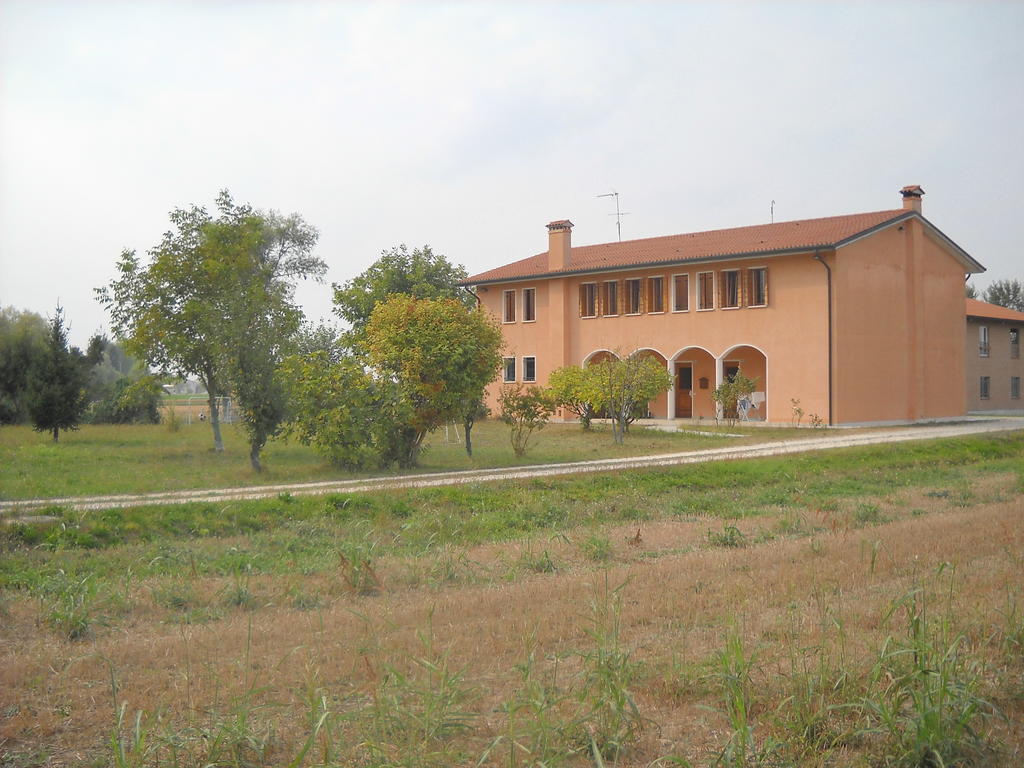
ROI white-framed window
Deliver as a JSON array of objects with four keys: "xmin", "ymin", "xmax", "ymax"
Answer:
[
  {"xmin": 1012, "ymin": 376, "xmax": 1021, "ymax": 400},
  {"xmin": 523, "ymin": 356, "xmax": 537, "ymax": 382},
  {"xmin": 625, "ymin": 278, "xmax": 642, "ymax": 314},
  {"xmin": 522, "ymin": 287, "xmax": 536, "ymax": 322},
  {"xmin": 672, "ymin": 273, "xmax": 689, "ymax": 312},
  {"xmin": 1011, "ymin": 328, "xmax": 1019, "ymax": 359},
  {"xmin": 747, "ymin": 267, "xmax": 768, "ymax": 307},
  {"xmin": 503, "ymin": 357, "xmax": 516, "ymax": 383},
  {"xmin": 697, "ymin": 271, "xmax": 715, "ymax": 310},
  {"xmin": 602, "ymin": 281, "xmax": 618, "ymax": 316},
  {"xmin": 720, "ymin": 269, "xmax": 741, "ymax": 309},
  {"xmin": 980, "ymin": 376, "xmax": 990, "ymax": 400},
  {"xmin": 648, "ymin": 276, "xmax": 665, "ymax": 313},
  {"xmin": 503, "ymin": 290, "xmax": 516, "ymax": 323},
  {"xmin": 579, "ymin": 282, "xmax": 597, "ymax": 318},
  {"xmin": 979, "ymin": 325, "xmax": 989, "ymax": 357}
]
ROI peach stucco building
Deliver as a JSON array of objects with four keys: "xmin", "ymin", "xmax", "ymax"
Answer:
[{"xmin": 464, "ymin": 187, "xmax": 985, "ymax": 426}]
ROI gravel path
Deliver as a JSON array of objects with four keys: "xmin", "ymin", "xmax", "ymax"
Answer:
[{"xmin": 2, "ymin": 419, "xmax": 1021, "ymax": 515}]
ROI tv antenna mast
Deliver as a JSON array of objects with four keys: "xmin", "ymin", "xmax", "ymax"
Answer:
[
  {"xmin": 770, "ymin": 199, "xmax": 776, "ymax": 224},
  {"xmin": 597, "ymin": 191, "xmax": 629, "ymax": 242}
]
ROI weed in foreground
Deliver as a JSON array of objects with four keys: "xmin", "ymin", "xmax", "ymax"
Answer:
[
  {"xmin": 706, "ymin": 628, "xmax": 781, "ymax": 767},
  {"xmin": 575, "ymin": 576, "xmax": 647, "ymax": 762},
  {"xmin": 359, "ymin": 623, "xmax": 477, "ymax": 768},
  {"xmin": 581, "ymin": 533, "xmax": 614, "ymax": 563},
  {"xmin": 855, "ymin": 576, "xmax": 1000, "ymax": 767},
  {"xmin": 707, "ymin": 525, "xmax": 747, "ymax": 549}
]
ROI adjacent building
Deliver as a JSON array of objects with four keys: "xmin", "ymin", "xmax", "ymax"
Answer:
[
  {"xmin": 463, "ymin": 187, "xmax": 986, "ymax": 426},
  {"xmin": 965, "ymin": 298, "xmax": 1024, "ymax": 413}
]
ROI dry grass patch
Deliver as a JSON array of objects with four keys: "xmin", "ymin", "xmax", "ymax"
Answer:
[{"xmin": 2, "ymin": 490, "xmax": 1022, "ymax": 766}]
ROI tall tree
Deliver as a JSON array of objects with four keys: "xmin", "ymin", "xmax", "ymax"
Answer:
[
  {"xmin": 0, "ymin": 306, "xmax": 48, "ymax": 424},
  {"xmin": 364, "ymin": 296, "xmax": 503, "ymax": 468},
  {"xmin": 965, "ymin": 283, "xmax": 978, "ymax": 299},
  {"xmin": 982, "ymin": 278, "xmax": 1024, "ymax": 312},
  {"xmin": 97, "ymin": 191, "xmax": 323, "ymax": 464},
  {"xmin": 585, "ymin": 355, "xmax": 673, "ymax": 444},
  {"xmin": 25, "ymin": 305, "xmax": 98, "ymax": 441},
  {"xmin": 332, "ymin": 245, "xmax": 471, "ymax": 336}
]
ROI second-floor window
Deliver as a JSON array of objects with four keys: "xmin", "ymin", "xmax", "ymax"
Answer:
[
  {"xmin": 580, "ymin": 283, "xmax": 597, "ymax": 318},
  {"xmin": 503, "ymin": 290, "xmax": 516, "ymax": 323},
  {"xmin": 603, "ymin": 281, "xmax": 618, "ymax": 316},
  {"xmin": 721, "ymin": 270, "xmax": 741, "ymax": 309},
  {"xmin": 648, "ymin": 276, "xmax": 665, "ymax": 313},
  {"xmin": 523, "ymin": 288, "xmax": 536, "ymax": 322},
  {"xmin": 523, "ymin": 356, "xmax": 536, "ymax": 382},
  {"xmin": 625, "ymin": 278, "xmax": 643, "ymax": 314},
  {"xmin": 1011, "ymin": 328, "xmax": 1020, "ymax": 359},
  {"xmin": 979, "ymin": 326, "xmax": 989, "ymax": 357},
  {"xmin": 748, "ymin": 267, "xmax": 768, "ymax": 307},
  {"xmin": 672, "ymin": 274, "xmax": 689, "ymax": 312},
  {"xmin": 697, "ymin": 272, "xmax": 715, "ymax": 310}
]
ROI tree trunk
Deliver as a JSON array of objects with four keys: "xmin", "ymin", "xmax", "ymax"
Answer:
[
  {"xmin": 52, "ymin": 426, "xmax": 59, "ymax": 442},
  {"xmin": 250, "ymin": 443, "xmax": 262, "ymax": 473},
  {"xmin": 208, "ymin": 393, "xmax": 224, "ymax": 452},
  {"xmin": 464, "ymin": 419, "xmax": 474, "ymax": 457}
]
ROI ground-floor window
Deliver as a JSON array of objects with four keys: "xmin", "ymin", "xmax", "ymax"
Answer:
[
  {"xmin": 980, "ymin": 376, "xmax": 990, "ymax": 400},
  {"xmin": 503, "ymin": 357, "xmax": 516, "ymax": 382},
  {"xmin": 1012, "ymin": 376, "xmax": 1021, "ymax": 400},
  {"xmin": 523, "ymin": 356, "xmax": 536, "ymax": 382}
]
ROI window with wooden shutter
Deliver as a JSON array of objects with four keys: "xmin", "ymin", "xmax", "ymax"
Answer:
[
  {"xmin": 625, "ymin": 278, "xmax": 642, "ymax": 314},
  {"xmin": 721, "ymin": 270, "xmax": 740, "ymax": 309},
  {"xmin": 748, "ymin": 267, "xmax": 768, "ymax": 307},
  {"xmin": 603, "ymin": 281, "xmax": 618, "ymax": 316},
  {"xmin": 580, "ymin": 283, "xmax": 597, "ymax": 317},
  {"xmin": 503, "ymin": 290, "xmax": 516, "ymax": 322},
  {"xmin": 672, "ymin": 274, "xmax": 689, "ymax": 312},
  {"xmin": 697, "ymin": 272, "xmax": 715, "ymax": 310},
  {"xmin": 648, "ymin": 276, "xmax": 665, "ymax": 313}
]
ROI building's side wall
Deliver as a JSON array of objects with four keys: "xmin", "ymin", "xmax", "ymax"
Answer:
[
  {"xmin": 965, "ymin": 317, "xmax": 1024, "ymax": 411},
  {"xmin": 479, "ymin": 251, "xmax": 832, "ymax": 424},
  {"xmin": 831, "ymin": 220, "xmax": 967, "ymax": 423}
]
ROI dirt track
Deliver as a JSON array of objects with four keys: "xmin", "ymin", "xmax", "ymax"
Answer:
[{"xmin": 2, "ymin": 418, "xmax": 1020, "ymax": 515}]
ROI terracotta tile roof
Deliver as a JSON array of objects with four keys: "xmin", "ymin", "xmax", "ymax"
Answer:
[
  {"xmin": 465, "ymin": 209, "xmax": 912, "ymax": 284},
  {"xmin": 966, "ymin": 298, "xmax": 1024, "ymax": 322}
]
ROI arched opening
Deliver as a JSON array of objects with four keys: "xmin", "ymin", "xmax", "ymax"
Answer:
[
  {"xmin": 582, "ymin": 349, "xmax": 620, "ymax": 366},
  {"xmin": 670, "ymin": 346, "xmax": 717, "ymax": 421},
  {"xmin": 719, "ymin": 344, "xmax": 768, "ymax": 422},
  {"xmin": 631, "ymin": 348, "xmax": 670, "ymax": 419}
]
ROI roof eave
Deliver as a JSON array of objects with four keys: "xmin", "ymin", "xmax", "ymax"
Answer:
[{"xmin": 460, "ymin": 244, "xmax": 829, "ymax": 287}]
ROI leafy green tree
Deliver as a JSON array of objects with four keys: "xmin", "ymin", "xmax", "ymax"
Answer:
[
  {"xmin": 26, "ymin": 305, "xmax": 98, "ymax": 441},
  {"xmin": 332, "ymin": 245, "xmax": 471, "ymax": 336},
  {"xmin": 499, "ymin": 384, "xmax": 554, "ymax": 457},
  {"xmin": 365, "ymin": 295, "xmax": 503, "ymax": 468},
  {"xmin": 98, "ymin": 191, "xmax": 323, "ymax": 467},
  {"xmin": 982, "ymin": 278, "xmax": 1024, "ymax": 312},
  {"xmin": 586, "ymin": 355, "xmax": 673, "ymax": 444},
  {"xmin": 278, "ymin": 351, "xmax": 410, "ymax": 470},
  {"xmin": 548, "ymin": 365, "xmax": 595, "ymax": 430},
  {"xmin": 0, "ymin": 306, "xmax": 48, "ymax": 424},
  {"xmin": 88, "ymin": 375, "xmax": 163, "ymax": 424},
  {"xmin": 712, "ymin": 371, "xmax": 758, "ymax": 427},
  {"xmin": 965, "ymin": 283, "xmax": 978, "ymax": 299}
]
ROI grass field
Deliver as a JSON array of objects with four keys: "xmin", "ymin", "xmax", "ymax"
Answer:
[
  {"xmin": 0, "ymin": 419, "xmax": 823, "ymax": 500},
  {"xmin": 1, "ymin": 430, "xmax": 1022, "ymax": 766}
]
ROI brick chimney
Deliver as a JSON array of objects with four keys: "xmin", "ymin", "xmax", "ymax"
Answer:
[
  {"xmin": 900, "ymin": 185, "xmax": 924, "ymax": 213},
  {"xmin": 547, "ymin": 219, "xmax": 573, "ymax": 270}
]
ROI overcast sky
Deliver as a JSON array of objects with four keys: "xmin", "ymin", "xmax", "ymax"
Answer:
[{"xmin": 2, "ymin": 1, "xmax": 1022, "ymax": 346}]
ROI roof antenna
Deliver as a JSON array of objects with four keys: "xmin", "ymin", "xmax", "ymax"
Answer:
[
  {"xmin": 770, "ymin": 200, "xmax": 775, "ymax": 224},
  {"xmin": 597, "ymin": 191, "xmax": 629, "ymax": 242}
]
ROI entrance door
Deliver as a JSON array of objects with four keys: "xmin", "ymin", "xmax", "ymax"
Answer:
[{"xmin": 676, "ymin": 363, "xmax": 693, "ymax": 418}]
